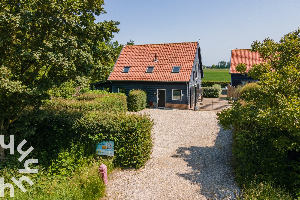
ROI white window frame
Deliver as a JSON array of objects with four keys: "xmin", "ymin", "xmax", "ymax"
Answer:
[{"xmin": 172, "ymin": 89, "xmax": 182, "ymax": 100}]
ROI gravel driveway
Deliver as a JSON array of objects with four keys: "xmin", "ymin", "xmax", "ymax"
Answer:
[{"xmin": 103, "ymin": 109, "xmax": 240, "ymax": 200}]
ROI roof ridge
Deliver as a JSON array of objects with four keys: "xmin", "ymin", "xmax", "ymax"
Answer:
[
  {"xmin": 126, "ymin": 42, "xmax": 197, "ymax": 47},
  {"xmin": 232, "ymin": 49, "xmax": 252, "ymax": 51}
]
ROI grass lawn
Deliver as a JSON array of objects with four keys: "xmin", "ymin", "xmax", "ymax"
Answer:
[{"xmin": 203, "ymin": 68, "xmax": 231, "ymax": 82}]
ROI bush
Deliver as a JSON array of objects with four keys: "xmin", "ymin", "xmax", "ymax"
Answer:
[
  {"xmin": 127, "ymin": 89, "xmax": 147, "ymax": 112},
  {"xmin": 202, "ymin": 81, "xmax": 231, "ymax": 88},
  {"xmin": 212, "ymin": 84, "xmax": 222, "ymax": 96},
  {"xmin": 218, "ymin": 102, "xmax": 300, "ymax": 198},
  {"xmin": 238, "ymin": 82, "xmax": 260, "ymax": 101},
  {"xmin": 74, "ymin": 111, "xmax": 154, "ymax": 169},
  {"xmin": 202, "ymin": 87, "xmax": 220, "ymax": 98},
  {"xmin": 8, "ymin": 107, "xmax": 153, "ymax": 169},
  {"xmin": 44, "ymin": 92, "xmax": 127, "ymax": 113},
  {"xmin": 4, "ymin": 91, "xmax": 153, "ymax": 198}
]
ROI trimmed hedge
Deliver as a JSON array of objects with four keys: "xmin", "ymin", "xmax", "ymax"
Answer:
[
  {"xmin": 44, "ymin": 93, "xmax": 127, "ymax": 112},
  {"xmin": 212, "ymin": 84, "xmax": 222, "ymax": 96},
  {"xmin": 9, "ymin": 108, "xmax": 153, "ymax": 169},
  {"xmin": 74, "ymin": 111, "xmax": 153, "ymax": 168},
  {"xmin": 127, "ymin": 89, "xmax": 147, "ymax": 112},
  {"xmin": 8, "ymin": 91, "xmax": 152, "ymax": 170},
  {"xmin": 202, "ymin": 84, "xmax": 221, "ymax": 98},
  {"xmin": 202, "ymin": 81, "xmax": 231, "ymax": 88}
]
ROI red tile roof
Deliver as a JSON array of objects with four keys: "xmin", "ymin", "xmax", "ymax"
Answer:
[
  {"xmin": 108, "ymin": 42, "xmax": 198, "ymax": 82},
  {"xmin": 230, "ymin": 49, "xmax": 265, "ymax": 74}
]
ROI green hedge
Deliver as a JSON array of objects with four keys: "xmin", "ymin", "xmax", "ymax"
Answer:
[
  {"xmin": 202, "ymin": 87, "xmax": 220, "ymax": 98},
  {"xmin": 8, "ymin": 108, "xmax": 153, "ymax": 169},
  {"xmin": 74, "ymin": 111, "xmax": 153, "ymax": 168},
  {"xmin": 44, "ymin": 93, "xmax": 127, "ymax": 112},
  {"xmin": 202, "ymin": 81, "xmax": 231, "ymax": 88},
  {"xmin": 127, "ymin": 89, "xmax": 147, "ymax": 112},
  {"xmin": 218, "ymin": 102, "xmax": 300, "ymax": 197},
  {"xmin": 212, "ymin": 84, "xmax": 222, "ymax": 96}
]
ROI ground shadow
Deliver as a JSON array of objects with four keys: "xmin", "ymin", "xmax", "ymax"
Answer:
[{"xmin": 172, "ymin": 125, "xmax": 240, "ymax": 199}]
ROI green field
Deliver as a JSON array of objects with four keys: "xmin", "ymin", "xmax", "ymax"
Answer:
[{"xmin": 202, "ymin": 68, "xmax": 231, "ymax": 81}]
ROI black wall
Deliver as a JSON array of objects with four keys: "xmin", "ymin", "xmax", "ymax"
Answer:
[
  {"xmin": 231, "ymin": 74, "xmax": 256, "ymax": 87},
  {"xmin": 111, "ymin": 81, "xmax": 188, "ymax": 105}
]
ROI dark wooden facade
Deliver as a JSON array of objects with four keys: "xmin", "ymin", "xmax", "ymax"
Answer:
[
  {"xmin": 92, "ymin": 81, "xmax": 112, "ymax": 92},
  {"xmin": 111, "ymin": 81, "xmax": 188, "ymax": 108},
  {"xmin": 231, "ymin": 73, "xmax": 257, "ymax": 87}
]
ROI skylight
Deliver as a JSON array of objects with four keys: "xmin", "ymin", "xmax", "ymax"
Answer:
[
  {"xmin": 122, "ymin": 66, "xmax": 130, "ymax": 73},
  {"xmin": 146, "ymin": 66, "xmax": 154, "ymax": 73},
  {"xmin": 172, "ymin": 66, "xmax": 181, "ymax": 73}
]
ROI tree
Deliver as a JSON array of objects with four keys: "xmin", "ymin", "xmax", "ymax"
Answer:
[
  {"xmin": 217, "ymin": 29, "xmax": 300, "ymax": 194},
  {"xmin": 0, "ymin": 0, "xmax": 120, "ymax": 137},
  {"xmin": 218, "ymin": 61, "xmax": 227, "ymax": 68},
  {"xmin": 226, "ymin": 61, "xmax": 230, "ymax": 68},
  {"xmin": 126, "ymin": 39, "xmax": 134, "ymax": 45}
]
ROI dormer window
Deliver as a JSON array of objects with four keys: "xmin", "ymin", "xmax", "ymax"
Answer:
[
  {"xmin": 146, "ymin": 66, "xmax": 154, "ymax": 73},
  {"xmin": 122, "ymin": 66, "xmax": 130, "ymax": 73},
  {"xmin": 172, "ymin": 66, "xmax": 181, "ymax": 73}
]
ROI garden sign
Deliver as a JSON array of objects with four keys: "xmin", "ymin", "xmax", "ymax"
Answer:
[{"xmin": 96, "ymin": 141, "xmax": 114, "ymax": 156}]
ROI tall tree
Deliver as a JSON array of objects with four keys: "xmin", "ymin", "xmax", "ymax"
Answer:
[{"xmin": 0, "ymin": 0, "xmax": 120, "ymax": 137}]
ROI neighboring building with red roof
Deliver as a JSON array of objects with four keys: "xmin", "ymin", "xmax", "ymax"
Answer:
[
  {"xmin": 230, "ymin": 49, "xmax": 264, "ymax": 86},
  {"xmin": 105, "ymin": 41, "xmax": 203, "ymax": 109}
]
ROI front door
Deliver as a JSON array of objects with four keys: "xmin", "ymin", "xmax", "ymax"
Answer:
[{"xmin": 157, "ymin": 90, "xmax": 165, "ymax": 107}]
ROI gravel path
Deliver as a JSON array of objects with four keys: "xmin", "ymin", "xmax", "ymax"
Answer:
[{"xmin": 103, "ymin": 109, "xmax": 240, "ymax": 200}]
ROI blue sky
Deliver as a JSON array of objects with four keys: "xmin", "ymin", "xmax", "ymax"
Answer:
[{"xmin": 96, "ymin": 0, "xmax": 300, "ymax": 66}]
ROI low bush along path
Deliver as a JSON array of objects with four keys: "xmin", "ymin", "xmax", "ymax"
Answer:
[{"xmin": 103, "ymin": 109, "xmax": 240, "ymax": 200}]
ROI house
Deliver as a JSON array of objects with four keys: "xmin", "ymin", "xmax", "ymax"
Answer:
[
  {"xmin": 107, "ymin": 41, "xmax": 203, "ymax": 109},
  {"xmin": 230, "ymin": 49, "xmax": 264, "ymax": 86}
]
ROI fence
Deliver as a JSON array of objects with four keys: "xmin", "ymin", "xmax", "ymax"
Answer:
[{"xmin": 227, "ymin": 84, "xmax": 238, "ymax": 99}]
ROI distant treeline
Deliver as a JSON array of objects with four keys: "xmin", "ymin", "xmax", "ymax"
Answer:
[{"xmin": 204, "ymin": 61, "xmax": 230, "ymax": 69}]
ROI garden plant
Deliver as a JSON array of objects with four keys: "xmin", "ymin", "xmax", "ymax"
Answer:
[{"xmin": 218, "ymin": 29, "xmax": 300, "ymax": 199}]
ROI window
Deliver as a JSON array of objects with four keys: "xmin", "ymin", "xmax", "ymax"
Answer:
[
  {"xmin": 172, "ymin": 89, "xmax": 182, "ymax": 100},
  {"xmin": 122, "ymin": 67, "xmax": 130, "ymax": 73},
  {"xmin": 118, "ymin": 88, "xmax": 126, "ymax": 94},
  {"xmin": 172, "ymin": 66, "xmax": 181, "ymax": 73},
  {"xmin": 146, "ymin": 66, "xmax": 154, "ymax": 73}
]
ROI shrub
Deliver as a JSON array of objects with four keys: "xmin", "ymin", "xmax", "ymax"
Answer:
[
  {"xmin": 8, "ymin": 106, "xmax": 153, "ymax": 169},
  {"xmin": 127, "ymin": 89, "xmax": 147, "ymax": 112},
  {"xmin": 238, "ymin": 82, "xmax": 260, "ymax": 101},
  {"xmin": 202, "ymin": 87, "xmax": 220, "ymax": 98},
  {"xmin": 218, "ymin": 101, "xmax": 300, "ymax": 198},
  {"xmin": 44, "ymin": 92, "xmax": 127, "ymax": 113},
  {"xmin": 202, "ymin": 81, "xmax": 231, "ymax": 88},
  {"xmin": 74, "ymin": 111, "xmax": 154, "ymax": 169},
  {"xmin": 212, "ymin": 84, "xmax": 222, "ymax": 96}
]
